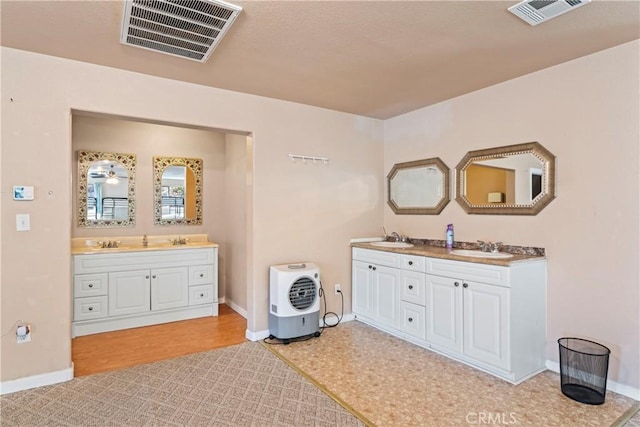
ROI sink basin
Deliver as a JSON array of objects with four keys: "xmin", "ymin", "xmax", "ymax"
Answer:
[
  {"xmin": 370, "ymin": 241, "xmax": 414, "ymax": 248},
  {"xmin": 450, "ymin": 249, "xmax": 513, "ymax": 259}
]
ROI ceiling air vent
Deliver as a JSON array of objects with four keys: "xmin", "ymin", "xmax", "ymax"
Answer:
[
  {"xmin": 121, "ymin": 0, "xmax": 242, "ymax": 62},
  {"xmin": 508, "ymin": 0, "xmax": 591, "ymax": 26}
]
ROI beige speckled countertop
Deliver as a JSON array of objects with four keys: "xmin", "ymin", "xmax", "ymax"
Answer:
[
  {"xmin": 71, "ymin": 234, "xmax": 218, "ymax": 255},
  {"xmin": 351, "ymin": 241, "xmax": 546, "ymax": 266}
]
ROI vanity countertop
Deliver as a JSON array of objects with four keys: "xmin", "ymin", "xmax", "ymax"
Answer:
[
  {"xmin": 71, "ymin": 234, "xmax": 218, "ymax": 255},
  {"xmin": 351, "ymin": 242, "xmax": 545, "ymax": 266}
]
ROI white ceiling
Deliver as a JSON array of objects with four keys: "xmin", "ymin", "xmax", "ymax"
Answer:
[{"xmin": 1, "ymin": 0, "xmax": 638, "ymax": 119}]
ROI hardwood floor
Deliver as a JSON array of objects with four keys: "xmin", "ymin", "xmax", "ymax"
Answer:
[{"xmin": 72, "ymin": 304, "xmax": 247, "ymax": 377}]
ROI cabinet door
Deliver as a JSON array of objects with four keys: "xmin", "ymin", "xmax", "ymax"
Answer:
[
  {"xmin": 151, "ymin": 267, "xmax": 189, "ymax": 311},
  {"xmin": 463, "ymin": 281, "xmax": 510, "ymax": 370},
  {"xmin": 108, "ymin": 270, "xmax": 151, "ymax": 317},
  {"xmin": 373, "ymin": 265, "xmax": 400, "ymax": 328},
  {"xmin": 426, "ymin": 274, "xmax": 462, "ymax": 353},
  {"xmin": 352, "ymin": 260, "xmax": 374, "ymax": 318}
]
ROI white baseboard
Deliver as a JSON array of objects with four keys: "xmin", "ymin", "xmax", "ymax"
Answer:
[
  {"xmin": 245, "ymin": 313, "xmax": 355, "ymax": 342},
  {"xmin": 0, "ymin": 365, "xmax": 74, "ymax": 395},
  {"xmin": 546, "ymin": 360, "xmax": 640, "ymax": 401},
  {"xmin": 225, "ymin": 299, "xmax": 247, "ymax": 319}
]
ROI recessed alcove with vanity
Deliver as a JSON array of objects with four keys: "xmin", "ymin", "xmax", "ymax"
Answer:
[{"xmin": 72, "ymin": 124, "xmax": 221, "ymax": 338}]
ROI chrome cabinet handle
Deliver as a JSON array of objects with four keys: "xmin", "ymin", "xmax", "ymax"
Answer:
[
  {"xmin": 152, "ymin": 275, "xmax": 157, "ymax": 279},
  {"xmin": 454, "ymin": 281, "xmax": 460, "ymax": 287},
  {"xmin": 88, "ymin": 307, "xmax": 94, "ymax": 311},
  {"xmin": 200, "ymin": 293, "xmax": 204, "ymax": 297},
  {"xmin": 199, "ymin": 273, "xmax": 204, "ymax": 278},
  {"xmin": 408, "ymin": 261, "xmax": 413, "ymax": 266},
  {"xmin": 408, "ymin": 285, "xmax": 413, "ymax": 290},
  {"xmin": 88, "ymin": 284, "xmax": 94, "ymax": 288},
  {"xmin": 372, "ymin": 266, "xmax": 376, "ymax": 271},
  {"xmin": 463, "ymin": 283, "xmax": 468, "ymax": 288},
  {"xmin": 408, "ymin": 317, "xmax": 413, "ymax": 322},
  {"xmin": 146, "ymin": 275, "xmax": 150, "ymax": 279}
]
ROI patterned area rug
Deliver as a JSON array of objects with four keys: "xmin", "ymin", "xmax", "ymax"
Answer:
[
  {"xmin": 0, "ymin": 342, "xmax": 364, "ymax": 426},
  {"xmin": 267, "ymin": 321, "xmax": 639, "ymax": 427}
]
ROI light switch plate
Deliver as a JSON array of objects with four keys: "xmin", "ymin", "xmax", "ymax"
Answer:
[{"xmin": 16, "ymin": 214, "xmax": 30, "ymax": 231}]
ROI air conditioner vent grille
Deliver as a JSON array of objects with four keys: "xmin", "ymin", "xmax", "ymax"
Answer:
[
  {"xmin": 508, "ymin": 0, "xmax": 590, "ymax": 26},
  {"xmin": 121, "ymin": 0, "xmax": 241, "ymax": 62}
]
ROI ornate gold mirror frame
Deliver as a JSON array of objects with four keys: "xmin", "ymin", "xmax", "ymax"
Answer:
[
  {"xmin": 77, "ymin": 150, "xmax": 136, "ymax": 227},
  {"xmin": 455, "ymin": 141, "xmax": 556, "ymax": 215},
  {"xmin": 153, "ymin": 156, "xmax": 203, "ymax": 226},
  {"xmin": 387, "ymin": 157, "xmax": 450, "ymax": 215}
]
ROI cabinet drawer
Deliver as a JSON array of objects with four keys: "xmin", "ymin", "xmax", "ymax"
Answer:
[
  {"xmin": 352, "ymin": 248, "xmax": 402, "ymax": 268},
  {"xmin": 400, "ymin": 272, "xmax": 426, "ymax": 306},
  {"xmin": 398, "ymin": 301, "xmax": 426, "ymax": 340},
  {"xmin": 189, "ymin": 284, "xmax": 215, "ymax": 305},
  {"xmin": 426, "ymin": 258, "xmax": 509, "ymax": 287},
  {"xmin": 74, "ymin": 296, "xmax": 108, "ymax": 321},
  {"xmin": 401, "ymin": 255, "xmax": 426, "ymax": 273},
  {"xmin": 189, "ymin": 265, "xmax": 215, "ymax": 286},
  {"xmin": 74, "ymin": 273, "xmax": 108, "ymax": 297}
]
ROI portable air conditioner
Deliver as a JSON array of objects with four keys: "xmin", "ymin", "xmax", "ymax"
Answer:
[
  {"xmin": 508, "ymin": 0, "xmax": 591, "ymax": 26},
  {"xmin": 269, "ymin": 262, "xmax": 321, "ymax": 343}
]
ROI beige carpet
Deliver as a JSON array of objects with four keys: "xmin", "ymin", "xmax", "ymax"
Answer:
[
  {"xmin": 0, "ymin": 342, "xmax": 363, "ymax": 426},
  {"xmin": 266, "ymin": 321, "xmax": 639, "ymax": 427}
]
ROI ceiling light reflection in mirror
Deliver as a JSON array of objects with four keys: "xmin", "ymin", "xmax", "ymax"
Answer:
[{"xmin": 78, "ymin": 150, "xmax": 136, "ymax": 227}]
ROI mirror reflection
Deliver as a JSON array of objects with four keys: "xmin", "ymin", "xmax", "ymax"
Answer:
[
  {"xmin": 154, "ymin": 156, "xmax": 202, "ymax": 225},
  {"xmin": 77, "ymin": 151, "xmax": 136, "ymax": 227},
  {"xmin": 455, "ymin": 142, "xmax": 555, "ymax": 215},
  {"xmin": 387, "ymin": 157, "xmax": 450, "ymax": 215}
]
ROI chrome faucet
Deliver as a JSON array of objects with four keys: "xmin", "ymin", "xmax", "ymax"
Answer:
[
  {"xmin": 477, "ymin": 240, "xmax": 503, "ymax": 253},
  {"xmin": 390, "ymin": 232, "xmax": 401, "ymax": 242}
]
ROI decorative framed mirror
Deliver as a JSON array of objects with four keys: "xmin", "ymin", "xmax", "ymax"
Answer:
[
  {"xmin": 77, "ymin": 150, "xmax": 136, "ymax": 227},
  {"xmin": 455, "ymin": 141, "xmax": 556, "ymax": 215},
  {"xmin": 387, "ymin": 157, "xmax": 450, "ymax": 215},
  {"xmin": 153, "ymin": 156, "xmax": 203, "ymax": 226}
]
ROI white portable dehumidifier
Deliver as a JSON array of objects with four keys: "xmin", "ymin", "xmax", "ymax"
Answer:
[{"xmin": 268, "ymin": 262, "xmax": 321, "ymax": 343}]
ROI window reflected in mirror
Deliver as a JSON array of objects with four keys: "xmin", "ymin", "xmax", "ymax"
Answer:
[
  {"xmin": 455, "ymin": 142, "xmax": 556, "ymax": 215},
  {"xmin": 387, "ymin": 157, "xmax": 450, "ymax": 215},
  {"xmin": 153, "ymin": 156, "xmax": 202, "ymax": 225},
  {"xmin": 78, "ymin": 151, "xmax": 136, "ymax": 227}
]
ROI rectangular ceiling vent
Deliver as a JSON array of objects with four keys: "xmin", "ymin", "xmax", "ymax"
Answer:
[
  {"xmin": 121, "ymin": 0, "xmax": 242, "ymax": 62},
  {"xmin": 508, "ymin": 0, "xmax": 591, "ymax": 26}
]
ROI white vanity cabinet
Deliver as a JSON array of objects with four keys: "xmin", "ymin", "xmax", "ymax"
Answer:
[
  {"xmin": 352, "ymin": 248, "xmax": 427, "ymax": 338},
  {"xmin": 73, "ymin": 247, "xmax": 217, "ymax": 337},
  {"xmin": 352, "ymin": 246, "xmax": 547, "ymax": 384}
]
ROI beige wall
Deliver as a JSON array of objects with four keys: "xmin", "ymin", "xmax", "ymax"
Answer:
[
  {"xmin": 223, "ymin": 133, "xmax": 250, "ymax": 313},
  {"xmin": 0, "ymin": 47, "xmax": 384, "ymax": 382},
  {"xmin": 384, "ymin": 40, "xmax": 640, "ymax": 389}
]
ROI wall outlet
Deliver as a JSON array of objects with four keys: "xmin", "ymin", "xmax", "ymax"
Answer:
[
  {"xmin": 16, "ymin": 324, "xmax": 31, "ymax": 344},
  {"xmin": 334, "ymin": 284, "xmax": 341, "ymax": 295}
]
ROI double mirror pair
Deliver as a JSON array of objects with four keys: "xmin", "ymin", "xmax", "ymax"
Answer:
[
  {"xmin": 387, "ymin": 141, "xmax": 556, "ymax": 216},
  {"xmin": 77, "ymin": 150, "xmax": 203, "ymax": 227}
]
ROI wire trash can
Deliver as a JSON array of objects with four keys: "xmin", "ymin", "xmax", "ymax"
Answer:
[{"xmin": 558, "ymin": 337, "xmax": 610, "ymax": 405}]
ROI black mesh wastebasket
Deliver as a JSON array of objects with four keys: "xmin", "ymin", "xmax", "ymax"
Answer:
[{"xmin": 558, "ymin": 337, "xmax": 610, "ymax": 405}]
